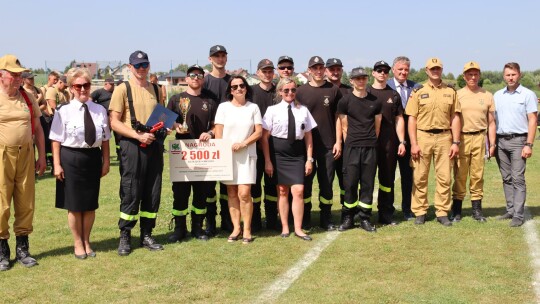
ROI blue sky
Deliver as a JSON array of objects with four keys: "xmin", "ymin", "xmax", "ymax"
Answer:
[{"xmin": 2, "ymin": 0, "xmax": 539, "ymax": 75}]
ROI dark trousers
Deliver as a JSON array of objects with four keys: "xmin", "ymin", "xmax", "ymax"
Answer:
[
  {"xmin": 304, "ymin": 144, "xmax": 336, "ymax": 206},
  {"xmin": 343, "ymin": 146, "xmax": 377, "ymax": 219},
  {"xmin": 172, "ymin": 181, "xmax": 209, "ymax": 215},
  {"xmin": 397, "ymin": 146, "xmax": 413, "ymax": 214},
  {"xmin": 118, "ymin": 138, "xmax": 163, "ymax": 230},
  {"xmin": 496, "ymin": 135, "xmax": 528, "ymax": 220},
  {"xmin": 40, "ymin": 116, "xmax": 52, "ymax": 161},
  {"xmin": 335, "ymin": 143, "xmax": 345, "ymax": 205},
  {"xmin": 252, "ymin": 149, "xmax": 277, "ymax": 205},
  {"xmin": 377, "ymin": 138, "xmax": 398, "ymax": 222}
]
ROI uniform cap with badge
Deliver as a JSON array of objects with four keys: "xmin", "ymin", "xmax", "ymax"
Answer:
[
  {"xmin": 325, "ymin": 58, "xmax": 343, "ymax": 68},
  {"xmin": 308, "ymin": 56, "xmax": 325, "ymax": 68},
  {"xmin": 0, "ymin": 54, "xmax": 29, "ymax": 73},
  {"xmin": 350, "ymin": 67, "xmax": 368, "ymax": 79},
  {"xmin": 186, "ymin": 64, "xmax": 205, "ymax": 75},
  {"xmin": 463, "ymin": 61, "xmax": 481, "ymax": 73},
  {"xmin": 373, "ymin": 60, "xmax": 391, "ymax": 70},
  {"xmin": 277, "ymin": 56, "xmax": 294, "ymax": 65},
  {"xmin": 209, "ymin": 45, "xmax": 227, "ymax": 56},
  {"xmin": 257, "ymin": 59, "xmax": 275, "ymax": 70},
  {"xmin": 425, "ymin": 57, "xmax": 443, "ymax": 69},
  {"xmin": 129, "ymin": 50, "xmax": 150, "ymax": 65}
]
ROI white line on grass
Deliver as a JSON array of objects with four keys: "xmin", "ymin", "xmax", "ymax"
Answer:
[
  {"xmin": 254, "ymin": 231, "xmax": 340, "ymax": 304},
  {"xmin": 255, "ymin": 188, "xmax": 379, "ymax": 303},
  {"xmin": 523, "ymin": 208, "xmax": 540, "ymax": 302}
]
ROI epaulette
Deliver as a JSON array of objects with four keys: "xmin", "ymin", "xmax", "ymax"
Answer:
[
  {"xmin": 413, "ymin": 85, "xmax": 423, "ymax": 92},
  {"xmin": 446, "ymin": 83, "xmax": 456, "ymax": 90}
]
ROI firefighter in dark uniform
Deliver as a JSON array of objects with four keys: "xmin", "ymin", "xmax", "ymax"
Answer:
[
  {"xmin": 367, "ymin": 60, "xmax": 406, "ymax": 225},
  {"xmin": 325, "ymin": 58, "xmax": 351, "ymax": 207},
  {"xmin": 167, "ymin": 65, "xmax": 217, "ymax": 241},
  {"xmin": 109, "ymin": 50, "xmax": 167, "ymax": 255},
  {"xmin": 251, "ymin": 59, "xmax": 278, "ymax": 231},
  {"xmin": 296, "ymin": 56, "xmax": 343, "ymax": 231},
  {"xmin": 338, "ymin": 67, "xmax": 382, "ymax": 232},
  {"xmin": 405, "ymin": 57, "xmax": 461, "ymax": 226}
]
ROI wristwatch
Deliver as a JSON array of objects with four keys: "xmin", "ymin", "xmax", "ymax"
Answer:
[
  {"xmin": 525, "ymin": 143, "xmax": 534, "ymax": 148},
  {"xmin": 308, "ymin": 157, "xmax": 315, "ymax": 163},
  {"xmin": 207, "ymin": 130, "xmax": 215, "ymax": 138},
  {"xmin": 399, "ymin": 140, "xmax": 407, "ymax": 145},
  {"xmin": 452, "ymin": 141, "xmax": 461, "ymax": 145}
]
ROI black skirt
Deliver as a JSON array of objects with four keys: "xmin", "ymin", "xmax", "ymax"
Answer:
[
  {"xmin": 56, "ymin": 146, "xmax": 102, "ymax": 212},
  {"xmin": 270, "ymin": 137, "xmax": 305, "ymax": 186}
]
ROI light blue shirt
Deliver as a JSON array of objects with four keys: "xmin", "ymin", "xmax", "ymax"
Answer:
[{"xmin": 494, "ymin": 84, "xmax": 537, "ymax": 134}]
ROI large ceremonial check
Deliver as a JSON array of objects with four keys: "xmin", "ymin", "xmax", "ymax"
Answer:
[{"xmin": 169, "ymin": 139, "xmax": 233, "ymax": 182}]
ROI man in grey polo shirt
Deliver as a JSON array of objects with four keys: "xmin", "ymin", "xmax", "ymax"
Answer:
[{"xmin": 494, "ymin": 62, "xmax": 538, "ymax": 227}]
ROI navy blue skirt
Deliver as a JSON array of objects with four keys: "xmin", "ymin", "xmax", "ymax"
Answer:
[
  {"xmin": 55, "ymin": 146, "xmax": 102, "ymax": 212},
  {"xmin": 270, "ymin": 137, "xmax": 305, "ymax": 186}
]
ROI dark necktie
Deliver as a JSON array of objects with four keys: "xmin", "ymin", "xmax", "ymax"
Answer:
[
  {"xmin": 399, "ymin": 84, "xmax": 408, "ymax": 108},
  {"xmin": 82, "ymin": 103, "xmax": 96, "ymax": 146},
  {"xmin": 287, "ymin": 104, "xmax": 295, "ymax": 143}
]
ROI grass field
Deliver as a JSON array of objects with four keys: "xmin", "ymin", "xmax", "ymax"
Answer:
[{"xmin": 2, "ymin": 137, "xmax": 540, "ymax": 303}]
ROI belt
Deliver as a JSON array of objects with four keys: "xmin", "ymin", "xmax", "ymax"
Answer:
[
  {"xmin": 497, "ymin": 133, "xmax": 527, "ymax": 139},
  {"xmin": 421, "ymin": 129, "xmax": 449, "ymax": 134},
  {"xmin": 462, "ymin": 129, "xmax": 485, "ymax": 135}
]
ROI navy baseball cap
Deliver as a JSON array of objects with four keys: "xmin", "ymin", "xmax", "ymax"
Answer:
[
  {"xmin": 350, "ymin": 67, "xmax": 368, "ymax": 79},
  {"xmin": 187, "ymin": 64, "xmax": 205, "ymax": 74},
  {"xmin": 308, "ymin": 56, "xmax": 324, "ymax": 68},
  {"xmin": 277, "ymin": 56, "xmax": 294, "ymax": 65},
  {"xmin": 326, "ymin": 58, "xmax": 343, "ymax": 68},
  {"xmin": 129, "ymin": 50, "xmax": 150, "ymax": 65},
  {"xmin": 209, "ymin": 45, "xmax": 227, "ymax": 56}
]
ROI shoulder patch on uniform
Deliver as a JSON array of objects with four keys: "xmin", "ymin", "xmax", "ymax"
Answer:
[
  {"xmin": 420, "ymin": 94, "xmax": 429, "ymax": 99},
  {"xmin": 413, "ymin": 85, "xmax": 423, "ymax": 92}
]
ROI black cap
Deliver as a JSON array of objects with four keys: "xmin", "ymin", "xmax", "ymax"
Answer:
[
  {"xmin": 326, "ymin": 58, "xmax": 343, "ymax": 68},
  {"xmin": 186, "ymin": 64, "xmax": 205, "ymax": 74},
  {"xmin": 277, "ymin": 56, "xmax": 294, "ymax": 65},
  {"xmin": 257, "ymin": 59, "xmax": 275, "ymax": 70},
  {"xmin": 308, "ymin": 56, "xmax": 324, "ymax": 68},
  {"xmin": 129, "ymin": 50, "xmax": 150, "ymax": 65},
  {"xmin": 209, "ymin": 45, "xmax": 227, "ymax": 56},
  {"xmin": 104, "ymin": 77, "xmax": 114, "ymax": 83},
  {"xmin": 21, "ymin": 72, "xmax": 35, "ymax": 79},
  {"xmin": 373, "ymin": 60, "xmax": 391, "ymax": 70},
  {"xmin": 350, "ymin": 67, "xmax": 368, "ymax": 79},
  {"xmin": 59, "ymin": 75, "xmax": 67, "ymax": 83}
]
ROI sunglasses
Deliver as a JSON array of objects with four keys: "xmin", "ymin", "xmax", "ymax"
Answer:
[
  {"xmin": 282, "ymin": 88, "xmax": 297, "ymax": 94},
  {"xmin": 375, "ymin": 69, "xmax": 389, "ymax": 74},
  {"xmin": 132, "ymin": 62, "xmax": 149, "ymax": 69},
  {"xmin": 231, "ymin": 83, "xmax": 246, "ymax": 90},
  {"xmin": 72, "ymin": 83, "xmax": 91, "ymax": 91},
  {"xmin": 188, "ymin": 73, "xmax": 204, "ymax": 80},
  {"xmin": 278, "ymin": 66, "xmax": 294, "ymax": 71}
]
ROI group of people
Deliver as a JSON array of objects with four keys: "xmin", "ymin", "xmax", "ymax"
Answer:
[{"xmin": 0, "ymin": 45, "xmax": 537, "ymax": 270}]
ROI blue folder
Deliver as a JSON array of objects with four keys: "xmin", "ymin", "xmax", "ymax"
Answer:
[{"xmin": 146, "ymin": 104, "xmax": 178, "ymax": 129}]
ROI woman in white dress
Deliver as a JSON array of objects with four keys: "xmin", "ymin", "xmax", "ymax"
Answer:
[{"xmin": 215, "ymin": 76, "xmax": 262, "ymax": 244}]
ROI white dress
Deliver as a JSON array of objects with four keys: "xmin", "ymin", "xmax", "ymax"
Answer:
[{"xmin": 214, "ymin": 101, "xmax": 262, "ymax": 185}]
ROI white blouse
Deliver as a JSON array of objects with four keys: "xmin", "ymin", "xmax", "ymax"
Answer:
[
  {"xmin": 50, "ymin": 99, "xmax": 111, "ymax": 148},
  {"xmin": 262, "ymin": 100, "xmax": 317, "ymax": 140}
]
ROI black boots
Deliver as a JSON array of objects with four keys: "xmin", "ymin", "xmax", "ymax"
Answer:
[
  {"xmin": 302, "ymin": 202, "xmax": 312, "ymax": 230},
  {"xmin": 451, "ymin": 199, "xmax": 462, "ymax": 222},
  {"xmin": 251, "ymin": 202, "xmax": 262, "ymax": 233},
  {"xmin": 15, "ymin": 236, "xmax": 37, "ymax": 268},
  {"xmin": 168, "ymin": 216, "xmax": 187, "ymax": 243},
  {"xmin": 338, "ymin": 207, "xmax": 355, "ymax": 231},
  {"xmin": 191, "ymin": 213, "xmax": 209, "ymax": 241},
  {"xmin": 140, "ymin": 229, "xmax": 164, "ymax": 251},
  {"xmin": 264, "ymin": 201, "xmax": 279, "ymax": 231},
  {"xmin": 118, "ymin": 230, "xmax": 131, "ymax": 256},
  {"xmin": 319, "ymin": 205, "xmax": 336, "ymax": 231},
  {"xmin": 205, "ymin": 204, "xmax": 217, "ymax": 237},
  {"xmin": 471, "ymin": 200, "xmax": 487, "ymax": 222},
  {"xmin": 0, "ymin": 239, "xmax": 10, "ymax": 271}
]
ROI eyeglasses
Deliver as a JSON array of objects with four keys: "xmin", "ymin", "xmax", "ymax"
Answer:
[
  {"xmin": 132, "ymin": 62, "xmax": 149, "ymax": 69},
  {"xmin": 282, "ymin": 88, "xmax": 297, "ymax": 94},
  {"xmin": 188, "ymin": 73, "xmax": 204, "ymax": 80},
  {"xmin": 375, "ymin": 69, "xmax": 389, "ymax": 74},
  {"xmin": 72, "ymin": 83, "xmax": 91, "ymax": 91},
  {"xmin": 231, "ymin": 83, "xmax": 246, "ymax": 90},
  {"xmin": 278, "ymin": 66, "xmax": 294, "ymax": 71}
]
